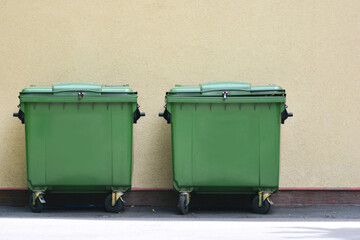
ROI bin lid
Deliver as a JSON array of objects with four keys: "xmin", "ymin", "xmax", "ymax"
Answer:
[
  {"xmin": 168, "ymin": 81, "xmax": 284, "ymax": 96},
  {"xmin": 21, "ymin": 82, "xmax": 135, "ymax": 94},
  {"xmin": 20, "ymin": 82, "xmax": 137, "ymax": 103}
]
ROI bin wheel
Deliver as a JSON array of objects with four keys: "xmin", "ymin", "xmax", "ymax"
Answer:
[
  {"xmin": 251, "ymin": 195, "xmax": 271, "ymax": 214},
  {"xmin": 28, "ymin": 194, "xmax": 44, "ymax": 213},
  {"xmin": 105, "ymin": 194, "xmax": 124, "ymax": 213},
  {"xmin": 179, "ymin": 195, "xmax": 189, "ymax": 215}
]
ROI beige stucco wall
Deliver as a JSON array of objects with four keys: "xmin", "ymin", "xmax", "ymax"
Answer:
[{"xmin": 1, "ymin": 0, "xmax": 359, "ymax": 189}]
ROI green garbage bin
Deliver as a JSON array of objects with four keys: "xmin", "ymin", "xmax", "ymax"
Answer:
[
  {"xmin": 159, "ymin": 81, "xmax": 292, "ymax": 214},
  {"xmin": 13, "ymin": 82, "xmax": 145, "ymax": 213}
]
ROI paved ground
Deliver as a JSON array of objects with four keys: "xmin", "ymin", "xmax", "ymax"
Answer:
[{"xmin": 0, "ymin": 205, "xmax": 359, "ymax": 239}]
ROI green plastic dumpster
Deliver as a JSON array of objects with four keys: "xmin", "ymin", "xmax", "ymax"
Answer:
[
  {"xmin": 159, "ymin": 82, "xmax": 292, "ymax": 214},
  {"xmin": 13, "ymin": 82, "xmax": 145, "ymax": 213}
]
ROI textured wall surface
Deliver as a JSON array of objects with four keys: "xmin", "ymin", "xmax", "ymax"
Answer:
[{"xmin": 0, "ymin": 0, "xmax": 359, "ymax": 189}]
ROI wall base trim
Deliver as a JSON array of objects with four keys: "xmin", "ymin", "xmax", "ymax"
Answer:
[{"xmin": 0, "ymin": 189, "xmax": 359, "ymax": 207}]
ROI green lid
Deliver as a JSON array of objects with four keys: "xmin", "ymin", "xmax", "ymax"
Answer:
[
  {"xmin": 20, "ymin": 82, "xmax": 137, "ymax": 103},
  {"xmin": 21, "ymin": 82, "xmax": 135, "ymax": 94},
  {"xmin": 168, "ymin": 81, "xmax": 284, "ymax": 96}
]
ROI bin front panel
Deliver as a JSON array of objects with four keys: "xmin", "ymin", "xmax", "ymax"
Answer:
[
  {"xmin": 45, "ymin": 103, "xmax": 111, "ymax": 186},
  {"xmin": 192, "ymin": 103, "xmax": 260, "ymax": 187},
  {"xmin": 25, "ymin": 102, "xmax": 46, "ymax": 188},
  {"xmin": 111, "ymin": 103, "xmax": 134, "ymax": 187},
  {"xmin": 25, "ymin": 101, "xmax": 134, "ymax": 192},
  {"xmin": 170, "ymin": 101, "xmax": 282, "ymax": 193},
  {"xmin": 171, "ymin": 103, "xmax": 194, "ymax": 188},
  {"xmin": 259, "ymin": 103, "xmax": 281, "ymax": 188}
]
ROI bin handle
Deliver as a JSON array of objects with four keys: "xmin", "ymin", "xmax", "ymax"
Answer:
[
  {"xmin": 133, "ymin": 105, "xmax": 145, "ymax": 123},
  {"xmin": 52, "ymin": 90, "xmax": 138, "ymax": 94},
  {"xmin": 281, "ymin": 106, "xmax": 293, "ymax": 124},
  {"xmin": 159, "ymin": 108, "xmax": 171, "ymax": 124},
  {"xmin": 13, "ymin": 109, "xmax": 25, "ymax": 124}
]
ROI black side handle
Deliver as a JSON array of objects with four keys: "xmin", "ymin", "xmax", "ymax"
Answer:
[
  {"xmin": 13, "ymin": 109, "xmax": 25, "ymax": 124},
  {"xmin": 133, "ymin": 105, "xmax": 145, "ymax": 123},
  {"xmin": 281, "ymin": 107, "xmax": 293, "ymax": 124},
  {"xmin": 159, "ymin": 108, "xmax": 171, "ymax": 124}
]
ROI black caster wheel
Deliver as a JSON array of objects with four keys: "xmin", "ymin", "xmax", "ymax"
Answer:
[
  {"xmin": 251, "ymin": 195, "xmax": 271, "ymax": 214},
  {"xmin": 179, "ymin": 195, "xmax": 189, "ymax": 215},
  {"xmin": 105, "ymin": 194, "xmax": 124, "ymax": 213},
  {"xmin": 28, "ymin": 193, "xmax": 44, "ymax": 213}
]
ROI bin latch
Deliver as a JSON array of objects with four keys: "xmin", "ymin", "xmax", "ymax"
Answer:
[
  {"xmin": 281, "ymin": 106, "xmax": 293, "ymax": 124},
  {"xmin": 133, "ymin": 105, "xmax": 145, "ymax": 123},
  {"xmin": 78, "ymin": 92, "xmax": 84, "ymax": 100},
  {"xmin": 13, "ymin": 109, "xmax": 25, "ymax": 124},
  {"xmin": 222, "ymin": 91, "xmax": 228, "ymax": 100},
  {"xmin": 159, "ymin": 107, "xmax": 171, "ymax": 124}
]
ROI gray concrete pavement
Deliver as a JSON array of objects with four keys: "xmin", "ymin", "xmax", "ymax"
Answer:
[
  {"xmin": 1, "ymin": 205, "xmax": 359, "ymax": 221},
  {"xmin": 0, "ymin": 206, "xmax": 359, "ymax": 239}
]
